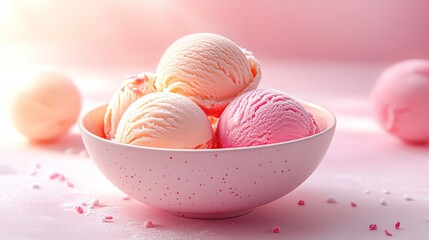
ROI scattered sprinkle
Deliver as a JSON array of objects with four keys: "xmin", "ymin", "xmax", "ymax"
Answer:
[
  {"xmin": 298, "ymin": 200, "xmax": 305, "ymax": 206},
  {"xmin": 271, "ymin": 226, "xmax": 281, "ymax": 233},
  {"xmin": 364, "ymin": 189, "xmax": 371, "ymax": 194},
  {"xmin": 91, "ymin": 198, "xmax": 100, "ymax": 207},
  {"xmin": 79, "ymin": 150, "xmax": 88, "ymax": 158},
  {"xmin": 326, "ymin": 197, "xmax": 337, "ymax": 204},
  {"xmin": 403, "ymin": 195, "xmax": 414, "ymax": 201},
  {"xmin": 144, "ymin": 221, "xmax": 155, "ymax": 228},
  {"xmin": 380, "ymin": 198, "xmax": 387, "ymax": 206},
  {"xmin": 350, "ymin": 202, "xmax": 357, "ymax": 207},
  {"xmin": 35, "ymin": 164, "xmax": 41, "ymax": 169},
  {"xmin": 369, "ymin": 224, "xmax": 378, "ymax": 230},
  {"xmin": 81, "ymin": 201, "xmax": 88, "ymax": 206},
  {"xmin": 395, "ymin": 221, "xmax": 400, "ymax": 229},
  {"xmin": 29, "ymin": 169, "xmax": 37, "ymax": 176},
  {"xmin": 101, "ymin": 216, "xmax": 114, "ymax": 222},
  {"xmin": 65, "ymin": 148, "xmax": 76, "ymax": 155},
  {"xmin": 49, "ymin": 173, "xmax": 60, "ymax": 180},
  {"xmin": 58, "ymin": 174, "xmax": 67, "ymax": 182},
  {"xmin": 122, "ymin": 196, "xmax": 131, "ymax": 201},
  {"xmin": 66, "ymin": 182, "xmax": 75, "ymax": 188},
  {"xmin": 383, "ymin": 189, "xmax": 391, "ymax": 195},
  {"xmin": 32, "ymin": 183, "xmax": 41, "ymax": 189},
  {"xmin": 75, "ymin": 206, "xmax": 84, "ymax": 214},
  {"xmin": 385, "ymin": 229, "xmax": 393, "ymax": 236}
]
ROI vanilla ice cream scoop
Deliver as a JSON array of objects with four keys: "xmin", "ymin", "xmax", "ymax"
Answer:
[
  {"xmin": 155, "ymin": 33, "xmax": 261, "ymax": 117},
  {"xmin": 9, "ymin": 68, "xmax": 81, "ymax": 142},
  {"xmin": 104, "ymin": 72, "xmax": 156, "ymax": 140},
  {"xmin": 114, "ymin": 92, "xmax": 213, "ymax": 149}
]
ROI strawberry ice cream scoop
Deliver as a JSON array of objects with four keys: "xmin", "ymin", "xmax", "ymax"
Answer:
[
  {"xmin": 371, "ymin": 59, "xmax": 429, "ymax": 144},
  {"xmin": 216, "ymin": 89, "xmax": 319, "ymax": 148},
  {"xmin": 104, "ymin": 72, "xmax": 156, "ymax": 140},
  {"xmin": 155, "ymin": 33, "xmax": 261, "ymax": 118},
  {"xmin": 115, "ymin": 92, "xmax": 213, "ymax": 149}
]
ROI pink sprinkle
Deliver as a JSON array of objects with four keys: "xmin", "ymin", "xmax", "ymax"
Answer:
[
  {"xmin": 298, "ymin": 200, "xmax": 305, "ymax": 206},
  {"xmin": 105, "ymin": 216, "xmax": 113, "ymax": 220},
  {"xmin": 58, "ymin": 174, "xmax": 67, "ymax": 182},
  {"xmin": 395, "ymin": 221, "xmax": 400, "ymax": 229},
  {"xmin": 326, "ymin": 197, "xmax": 337, "ymax": 204},
  {"xmin": 75, "ymin": 206, "xmax": 84, "ymax": 214},
  {"xmin": 385, "ymin": 230, "xmax": 393, "ymax": 236},
  {"xmin": 35, "ymin": 164, "xmax": 41, "ymax": 169},
  {"xmin": 49, "ymin": 173, "xmax": 60, "ymax": 180},
  {"xmin": 67, "ymin": 182, "xmax": 74, "ymax": 188},
  {"xmin": 272, "ymin": 226, "xmax": 281, "ymax": 233},
  {"xmin": 350, "ymin": 202, "xmax": 357, "ymax": 207},
  {"xmin": 369, "ymin": 224, "xmax": 378, "ymax": 230},
  {"xmin": 144, "ymin": 221, "xmax": 155, "ymax": 228},
  {"xmin": 32, "ymin": 183, "xmax": 41, "ymax": 189},
  {"xmin": 122, "ymin": 196, "xmax": 131, "ymax": 200}
]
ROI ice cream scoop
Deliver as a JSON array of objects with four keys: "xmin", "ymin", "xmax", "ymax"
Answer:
[
  {"xmin": 9, "ymin": 68, "xmax": 81, "ymax": 142},
  {"xmin": 114, "ymin": 92, "xmax": 213, "ymax": 149},
  {"xmin": 104, "ymin": 72, "xmax": 156, "ymax": 140},
  {"xmin": 216, "ymin": 89, "xmax": 319, "ymax": 148},
  {"xmin": 371, "ymin": 59, "xmax": 429, "ymax": 144},
  {"xmin": 155, "ymin": 33, "xmax": 261, "ymax": 118}
]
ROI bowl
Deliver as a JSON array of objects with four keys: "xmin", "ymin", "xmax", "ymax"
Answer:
[{"xmin": 79, "ymin": 101, "xmax": 336, "ymax": 219}]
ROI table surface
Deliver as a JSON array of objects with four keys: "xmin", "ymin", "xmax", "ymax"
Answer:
[{"xmin": 1, "ymin": 60, "xmax": 428, "ymax": 240}]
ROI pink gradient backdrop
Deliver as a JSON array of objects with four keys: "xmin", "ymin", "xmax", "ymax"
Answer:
[{"xmin": 1, "ymin": 0, "xmax": 429, "ymax": 68}]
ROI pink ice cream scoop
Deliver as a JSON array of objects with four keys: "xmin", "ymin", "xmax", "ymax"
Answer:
[
  {"xmin": 371, "ymin": 59, "xmax": 429, "ymax": 144},
  {"xmin": 114, "ymin": 92, "xmax": 213, "ymax": 149},
  {"xmin": 104, "ymin": 72, "xmax": 156, "ymax": 140},
  {"xmin": 155, "ymin": 33, "xmax": 261, "ymax": 118},
  {"xmin": 216, "ymin": 89, "xmax": 319, "ymax": 148}
]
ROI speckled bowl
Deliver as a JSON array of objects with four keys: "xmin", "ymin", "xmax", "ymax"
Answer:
[{"xmin": 80, "ymin": 101, "xmax": 336, "ymax": 219}]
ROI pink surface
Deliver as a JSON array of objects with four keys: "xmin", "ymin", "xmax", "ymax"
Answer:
[
  {"xmin": 1, "ymin": 61, "xmax": 428, "ymax": 239},
  {"xmin": 216, "ymin": 89, "xmax": 319, "ymax": 148}
]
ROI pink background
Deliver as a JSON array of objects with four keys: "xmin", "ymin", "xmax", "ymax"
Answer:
[{"xmin": 1, "ymin": 0, "xmax": 429, "ymax": 69}]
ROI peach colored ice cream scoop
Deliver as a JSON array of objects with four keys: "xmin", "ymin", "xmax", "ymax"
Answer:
[
  {"xmin": 9, "ymin": 68, "xmax": 81, "ymax": 142},
  {"xmin": 155, "ymin": 33, "xmax": 261, "ymax": 118},
  {"xmin": 104, "ymin": 72, "xmax": 156, "ymax": 140},
  {"xmin": 216, "ymin": 89, "xmax": 319, "ymax": 148},
  {"xmin": 114, "ymin": 92, "xmax": 213, "ymax": 149}
]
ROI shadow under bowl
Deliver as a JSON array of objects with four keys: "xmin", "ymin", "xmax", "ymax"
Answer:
[{"xmin": 79, "ymin": 101, "xmax": 336, "ymax": 219}]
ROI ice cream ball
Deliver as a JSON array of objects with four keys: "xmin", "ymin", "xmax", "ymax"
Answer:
[
  {"xmin": 9, "ymin": 68, "xmax": 82, "ymax": 142},
  {"xmin": 371, "ymin": 59, "xmax": 429, "ymax": 144}
]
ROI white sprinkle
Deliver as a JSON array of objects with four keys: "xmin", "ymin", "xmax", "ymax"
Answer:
[
  {"xmin": 65, "ymin": 148, "xmax": 76, "ymax": 155},
  {"xmin": 326, "ymin": 197, "xmax": 337, "ymax": 204},
  {"xmin": 79, "ymin": 150, "xmax": 88, "ymax": 158},
  {"xmin": 122, "ymin": 196, "xmax": 131, "ymax": 201},
  {"xmin": 403, "ymin": 195, "xmax": 414, "ymax": 201},
  {"xmin": 29, "ymin": 169, "xmax": 37, "ymax": 176},
  {"xmin": 380, "ymin": 198, "xmax": 387, "ymax": 206},
  {"xmin": 32, "ymin": 183, "xmax": 41, "ymax": 189},
  {"xmin": 101, "ymin": 217, "xmax": 113, "ymax": 223},
  {"xmin": 364, "ymin": 189, "xmax": 371, "ymax": 194},
  {"xmin": 91, "ymin": 198, "xmax": 100, "ymax": 207},
  {"xmin": 383, "ymin": 189, "xmax": 391, "ymax": 195},
  {"xmin": 144, "ymin": 220, "xmax": 155, "ymax": 228}
]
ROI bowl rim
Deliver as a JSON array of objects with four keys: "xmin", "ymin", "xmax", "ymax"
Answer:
[{"xmin": 79, "ymin": 100, "xmax": 336, "ymax": 153}]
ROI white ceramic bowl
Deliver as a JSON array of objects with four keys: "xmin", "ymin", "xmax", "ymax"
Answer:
[{"xmin": 80, "ymin": 101, "xmax": 336, "ymax": 219}]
